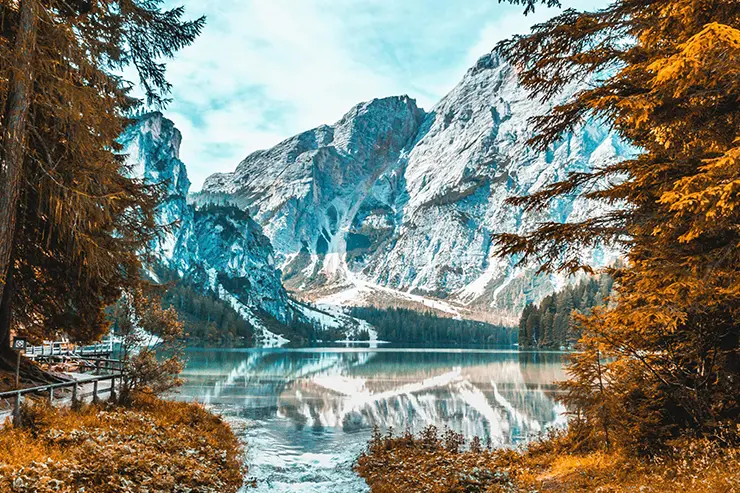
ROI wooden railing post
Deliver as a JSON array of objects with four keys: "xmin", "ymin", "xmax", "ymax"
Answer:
[
  {"xmin": 13, "ymin": 392, "xmax": 21, "ymax": 427},
  {"xmin": 110, "ymin": 376, "xmax": 116, "ymax": 402},
  {"xmin": 71, "ymin": 381, "xmax": 79, "ymax": 407},
  {"xmin": 0, "ymin": 359, "xmax": 125, "ymax": 417}
]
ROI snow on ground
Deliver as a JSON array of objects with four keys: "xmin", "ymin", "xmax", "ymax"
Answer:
[
  {"xmin": 316, "ymin": 274, "xmax": 463, "ymax": 318},
  {"xmin": 292, "ymin": 300, "xmax": 343, "ymax": 329},
  {"xmin": 215, "ymin": 280, "xmax": 289, "ymax": 348},
  {"xmin": 291, "ymin": 299, "xmax": 382, "ymax": 344}
]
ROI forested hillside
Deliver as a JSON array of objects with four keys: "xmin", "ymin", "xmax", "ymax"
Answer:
[
  {"xmin": 162, "ymin": 284, "xmax": 255, "ymax": 346},
  {"xmin": 518, "ymin": 275, "xmax": 614, "ymax": 349},
  {"xmin": 349, "ymin": 306, "xmax": 516, "ymax": 346},
  {"xmin": 153, "ymin": 267, "xmax": 335, "ymax": 346}
]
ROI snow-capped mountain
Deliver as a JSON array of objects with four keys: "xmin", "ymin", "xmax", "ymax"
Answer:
[
  {"xmin": 119, "ymin": 112, "xmax": 192, "ymax": 260},
  {"xmin": 196, "ymin": 96, "xmax": 425, "ymax": 291},
  {"xmin": 120, "ymin": 112, "xmax": 367, "ymax": 345},
  {"xmin": 198, "ymin": 53, "xmax": 630, "ymax": 324}
]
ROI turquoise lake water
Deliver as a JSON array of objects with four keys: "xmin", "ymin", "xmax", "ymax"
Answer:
[{"xmin": 176, "ymin": 346, "xmax": 568, "ymax": 492}]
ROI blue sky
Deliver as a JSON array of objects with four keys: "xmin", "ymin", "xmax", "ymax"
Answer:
[{"xmin": 159, "ymin": 0, "xmax": 612, "ymax": 190}]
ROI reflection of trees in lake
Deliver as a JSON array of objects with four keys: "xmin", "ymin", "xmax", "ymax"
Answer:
[{"xmin": 179, "ymin": 349, "xmax": 568, "ymax": 445}]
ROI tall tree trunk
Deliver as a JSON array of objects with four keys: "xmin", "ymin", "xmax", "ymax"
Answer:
[
  {"xmin": 0, "ymin": 0, "xmax": 37, "ymax": 349},
  {"xmin": 0, "ymin": 246, "xmax": 13, "ymax": 351}
]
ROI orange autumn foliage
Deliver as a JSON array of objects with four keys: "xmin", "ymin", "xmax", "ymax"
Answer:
[
  {"xmin": 0, "ymin": 393, "xmax": 245, "ymax": 493},
  {"xmin": 356, "ymin": 426, "xmax": 740, "ymax": 493},
  {"xmin": 494, "ymin": 0, "xmax": 740, "ymax": 451}
]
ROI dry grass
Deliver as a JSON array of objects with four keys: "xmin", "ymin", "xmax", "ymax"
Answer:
[
  {"xmin": 0, "ymin": 393, "xmax": 245, "ymax": 493},
  {"xmin": 355, "ymin": 426, "xmax": 740, "ymax": 493},
  {"xmin": 355, "ymin": 427, "xmax": 523, "ymax": 493}
]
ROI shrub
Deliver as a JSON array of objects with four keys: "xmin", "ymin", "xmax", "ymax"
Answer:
[
  {"xmin": 355, "ymin": 425, "xmax": 740, "ymax": 492},
  {"xmin": 0, "ymin": 394, "xmax": 245, "ymax": 493},
  {"xmin": 112, "ymin": 288, "xmax": 185, "ymax": 403}
]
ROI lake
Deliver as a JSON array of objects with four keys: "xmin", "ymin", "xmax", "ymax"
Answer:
[{"xmin": 176, "ymin": 346, "xmax": 568, "ymax": 492}]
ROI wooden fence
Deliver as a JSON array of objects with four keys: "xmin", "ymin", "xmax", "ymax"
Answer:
[
  {"xmin": 0, "ymin": 356, "xmax": 125, "ymax": 426},
  {"xmin": 24, "ymin": 340, "xmax": 115, "ymax": 359}
]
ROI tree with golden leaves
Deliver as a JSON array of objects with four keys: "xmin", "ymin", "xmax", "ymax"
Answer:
[
  {"xmin": 495, "ymin": 1, "xmax": 740, "ymax": 451},
  {"xmin": 0, "ymin": 0, "xmax": 203, "ymax": 374}
]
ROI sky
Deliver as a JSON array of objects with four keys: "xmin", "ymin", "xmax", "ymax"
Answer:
[{"xmin": 156, "ymin": 0, "xmax": 613, "ymax": 191}]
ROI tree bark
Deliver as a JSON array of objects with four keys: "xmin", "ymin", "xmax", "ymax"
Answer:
[
  {"xmin": 0, "ymin": 0, "xmax": 37, "ymax": 349},
  {"xmin": 0, "ymin": 245, "xmax": 14, "ymax": 350}
]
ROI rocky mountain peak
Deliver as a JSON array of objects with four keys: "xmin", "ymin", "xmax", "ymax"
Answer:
[
  {"xmin": 197, "ymin": 92, "xmax": 428, "ymax": 293},
  {"xmin": 468, "ymin": 51, "xmax": 507, "ymax": 76},
  {"xmin": 121, "ymin": 113, "xmax": 300, "ymax": 345},
  {"xmin": 199, "ymin": 52, "xmax": 631, "ymax": 324},
  {"xmin": 122, "ymin": 112, "xmax": 189, "ymax": 194},
  {"xmin": 119, "ymin": 112, "xmax": 191, "ymax": 258}
]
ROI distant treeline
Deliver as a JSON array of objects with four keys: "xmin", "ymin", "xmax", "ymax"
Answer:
[
  {"xmin": 349, "ymin": 306, "xmax": 516, "ymax": 345},
  {"xmin": 162, "ymin": 281, "xmax": 332, "ymax": 346},
  {"xmin": 156, "ymin": 270, "xmax": 345, "ymax": 346},
  {"xmin": 151, "ymin": 268, "xmax": 256, "ymax": 346},
  {"xmin": 162, "ymin": 282, "xmax": 256, "ymax": 345},
  {"xmin": 262, "ymin": 305, "xmax": 330, "ymax": 345},
  {"xmin": 518, "ymin": 275, "xmax": 614, "ymax": 349}
]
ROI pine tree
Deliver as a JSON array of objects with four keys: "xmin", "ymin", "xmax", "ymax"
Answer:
[
  {"xmin": 496, "ymin": 1, "xmax": 740, "ymax": 450},
  {"xmin": 520, "ymin": 304, "xmax": 532, "ymax": 345},
  {"xmin": 541, "ymin": 310, "xmax": 555, "ymax": 345},
  {"xmin": 517, "ymin": 275, "xmax": 611, "ymax": 349},
  {"xmin": 0, "ymin": 0, "xmax": 203, "ymax": 371},
  {"xmin": 0, "ymin": 0, "xmax": 38, "ymax": 349},
  {"xmin": 526, "ymin": 311, "xmax": 540, "ymax": 345}
]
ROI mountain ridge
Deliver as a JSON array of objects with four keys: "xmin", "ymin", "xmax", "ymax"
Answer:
[
  {"xmin": 120, "ymin": 112, "xmax": 374, "ymax": 346},
  {"xmin": 197, "ymin": 52, "xmax": 631, "ymax": 324}
]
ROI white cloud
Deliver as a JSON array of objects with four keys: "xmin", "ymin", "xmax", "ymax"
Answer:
[
  {"xmin": 163, "ymin": 0, "xmax": 407, "ymax": 189},
  {"xmin": 159, "ymin": 0, "xmax": 613, "ymax": 190}
]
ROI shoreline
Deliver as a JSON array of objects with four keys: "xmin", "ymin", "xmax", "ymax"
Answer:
[{"xmin": 355, "ymin": 427, "xmax": 740, "ymax": 492}]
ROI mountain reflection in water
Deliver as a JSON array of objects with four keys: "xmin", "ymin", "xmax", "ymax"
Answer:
[{"xmin": 175, "ymin": 347, "xmax": 567, "ymax": 492}]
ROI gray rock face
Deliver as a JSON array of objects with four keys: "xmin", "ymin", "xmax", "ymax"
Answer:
[
  {"xmin": 120, "ymin": 112, "xmax": 295, "ymax": 344},
  {"xmin": 173, "ymin": 203, "xmax": 290, "ymax": 326},
  {"xmin": 199, "ymin": 54, "xmax": 632, "ymax": 324},
  {"xmin": 119, "ymin": 112, "xmax": 192, "ymax": 259},
  {"xmin": 198, "ymin": 96, "xmax": 426, "ymax": 290},
  {"xmin": 346, "ymin": 54, "xmax": 630, "ymax": 323}
]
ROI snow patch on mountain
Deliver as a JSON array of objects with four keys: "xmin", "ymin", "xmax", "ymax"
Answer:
[
  {"xmin": 121, "ymin": 113, "xmax": 366, "ymax": 345},
  {"xmin": 200, "ymin": 53, "xmax": 632, "ymax": 324}
]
